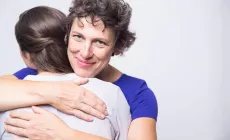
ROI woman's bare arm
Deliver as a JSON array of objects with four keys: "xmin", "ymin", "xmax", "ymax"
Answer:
[
  {"xmin": 0, "ymin": 75, "xmax": 107, "ymax": 120},
  {"xmin": 128, "ymin": 118, "xmax": 157, "ymax": 140},
  {"xmin": 0, "ymin": 75, "xmax": 49, "ymax": 111},
  {"xmin": 68, "ymin": 130, "xmax": 109, "ymax": 140}
]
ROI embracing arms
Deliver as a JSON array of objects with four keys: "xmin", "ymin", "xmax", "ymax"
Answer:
[{"xmin": 0, "ymin": 75, "xmax": 107, "ymax": 120}]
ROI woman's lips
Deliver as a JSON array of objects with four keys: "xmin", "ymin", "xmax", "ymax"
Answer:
[{"xmin": 76, "ymin": 57, "xmax": 94, "ymax": 68}]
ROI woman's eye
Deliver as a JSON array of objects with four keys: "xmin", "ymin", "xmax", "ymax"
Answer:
[
  {"xmin": 73, "ymin": 35, "xmax": 83, "ymax": 41},
  {"xmin": 96, "ymin": 40, "xmax": 106, "ymax": 45}
]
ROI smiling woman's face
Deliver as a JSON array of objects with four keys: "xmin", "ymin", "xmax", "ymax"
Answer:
[{"xmin": 67, "ymin": 17, "xmax": 116, "ymax": 78}]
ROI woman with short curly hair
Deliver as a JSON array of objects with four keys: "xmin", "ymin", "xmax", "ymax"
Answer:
[{"xmin": 1, "ymin": 0, "xmax": 158, "ymax": 139}]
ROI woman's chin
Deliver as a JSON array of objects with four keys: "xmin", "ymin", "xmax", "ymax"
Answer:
[{"xmin": 73, "ymin": 70, "xmax": 96, "ymax": 78}]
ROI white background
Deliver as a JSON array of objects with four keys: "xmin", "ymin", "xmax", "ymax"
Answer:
[{"xmin": 0, "ymin": 0, "xmax": 229, "ymax": 140}]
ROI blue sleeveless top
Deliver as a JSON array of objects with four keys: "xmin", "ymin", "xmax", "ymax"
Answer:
[{"xmin": 14, "ymin": 68, "xmax": 158, "ymax": 121}]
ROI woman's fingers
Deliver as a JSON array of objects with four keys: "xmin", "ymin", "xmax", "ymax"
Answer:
[
  {"xmin": 32, "ymin": 106, "xmax": 48, "ymax": 114},
  {"xmin": 10, "ymin": 111, "xmax": 33, "ymax": 121},
  {"xmin": 70, "ymin": 109, "xmax": 93, "ymax": 122},
  {"xmin": 5, "ymin": 125, "xmax": 27, "ymax": 137},
  {"xmin": 78, "ymin": 103, "xmax": 105, "ymax": 120},
  {"xmin": 5, "ymin": 118, "xmax": 29, "ymax": 129},
  {"xmin": 83, "ymin": 89, "xmax": 107, "ymax": 115},
  {"xmin": 51, "ymin": 80, "xmax": 108, "ymax": 119},
  {"xmin": 5, "ymin": 108, "xmax": 70, "ymax": 140},
  {"xmin": 12, "ymin": 137, "xmax": 29, "ymax": 140},
  {"xmin": 73, "ymin": 78, "xmax": 89, "ymax": 85}
]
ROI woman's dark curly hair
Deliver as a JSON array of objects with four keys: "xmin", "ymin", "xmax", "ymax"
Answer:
[{"xmin": 66, "ymin": 0, "xmax": 136, "ymax": 55}]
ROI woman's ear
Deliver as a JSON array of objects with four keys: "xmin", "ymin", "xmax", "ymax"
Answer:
[
  {"xmin": 21, "ymin": 51, "xmax": 31, "ymax": 61},
  {"xmin": 20, "ymin": 51, "xmax": 36, "ymax": 69}
]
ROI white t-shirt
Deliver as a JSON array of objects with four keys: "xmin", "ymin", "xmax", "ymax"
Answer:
[{"xmin": 0, "ymin": 73, "xmax": 131, "ymax": 140}]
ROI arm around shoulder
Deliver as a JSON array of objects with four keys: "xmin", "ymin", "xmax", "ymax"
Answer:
[{"xmin": 0, "ymin": 75, "xmax": 50, "ymax": 111}]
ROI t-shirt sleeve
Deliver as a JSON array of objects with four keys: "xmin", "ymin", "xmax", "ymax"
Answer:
[
  {"xmin": 13, "ymin": 67, "xmax": 38, "ymax": 79},
  {"xmin": 130, "ymin": 82, "xmax": 158, "ymax": 121}
]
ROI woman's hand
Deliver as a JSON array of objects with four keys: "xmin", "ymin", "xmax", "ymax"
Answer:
[
  {"xmin": 43, "ymin": 78, "xmax": 108, "ymax": 121},
  {"xmin": 5, "ymin": 106, "xmax": 75, "ymax": 140}
]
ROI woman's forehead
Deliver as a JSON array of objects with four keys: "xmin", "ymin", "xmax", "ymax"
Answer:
[
  {"xmin": 72, "ymin": 17, "xmax": 105, "ymax": 30},
  {"xmin": 71, "ymin": 17, "xmax": 115, "ymax": 40}
]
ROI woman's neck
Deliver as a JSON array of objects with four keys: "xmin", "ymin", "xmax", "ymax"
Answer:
[{"xmin": 96, "ymin": 65, "xmax": 122, "ymax": 83}]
